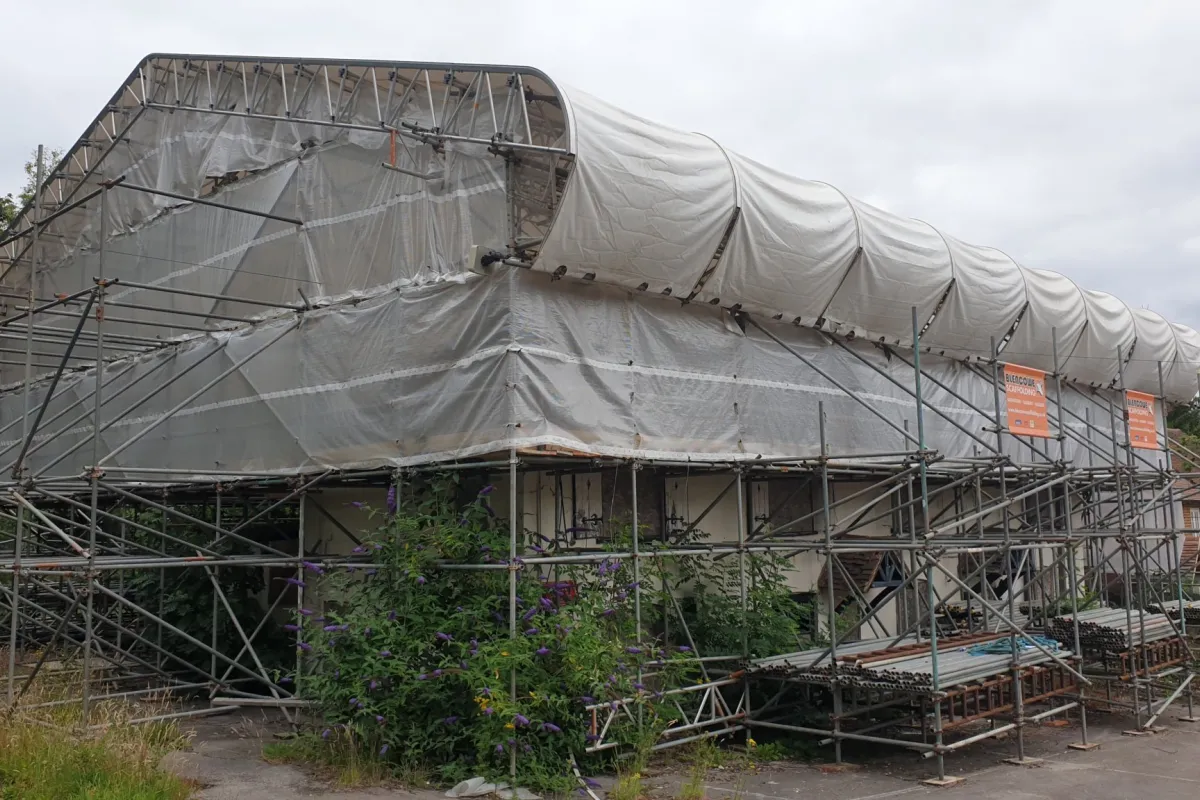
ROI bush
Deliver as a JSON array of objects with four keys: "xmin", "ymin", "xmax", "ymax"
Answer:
[{"xmin": 294, "ymin": 477, "xmax": 693, "ymax": 791}]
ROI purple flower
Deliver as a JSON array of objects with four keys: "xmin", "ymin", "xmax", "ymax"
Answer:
[
  {"xmin": 285, "ymin": 577, "xmax": 306, "ymax": 587},
  {"xmin": 522, "ymin": 607, "xmax": 538, "ymax": 621},
  {"xmin": 496, "ymin": 744, "xmax": 504, "ymax": 754},
  {"xmin": 433, "ymin": 669, "xmax": 443, "ymax": 677},
  {"xmin": 350, "ymin": 501, "xmax": 365, "ymax": 509},
  {"xmin": 480, "ymin": 687, "xmax": 492, "ymax": 697},
  {"xmin": 374, "ymin": 543, "xmax": 384, "ymax": 550},
  {"xmin": 531, "ymin": 545, "xmax": 545, "ymax": 554},
  {"xmin": 601, "ymin": 609, "xmax": 616, "ymax": 617},
  {"xmin": 388, "ymin": 610, "xmax": 397, "ymax": 621},
  {"xmin": 369, "ymin": 680, "xmax": 379, "ymax": 690},
  {"xmin": 514, "ymin": 714, "xmax": 530, "ymax": 727},
  {"xmin": 480, "ymin": 545, "xmax": 491, "ymax": 552},
  {"xmin": 525, "ymin": 628, "xmax": 539, "ymax": 636},
  {"xmin": 349, "ymin": 697, "xmax": 359, "ymax": 706},
  {"xmin": 379, "ymin": 744, "xmax": 389, "ymax": 755},
  {"xmin": 323, "ymin": 624, "xmax": 339, "ymax": 632},
  {"xmin": 298, "ymin": 608, "xmax": 314, "ymax": 616},
  {"xmin": 416, "ymin": 576, "xmax": 426, "ymax": 585},
  {"xmin": 283, "ymin": 624, "xmax": 300, "ymax": 632},
  {"xmin": 524, "ymin": 744, "xmax": 533, "ymax": 753},
  {"xmin": 539, "ymin": 597, "xmax": 554, "ymax": 610},
  {"xmin": 364, "ymin": 627, "xmax": 373, "ymax": 637},
  {"xmin": 626, "ymin": 647, "xmax": 642, "ymax": 655},
  {"xmin": 678, "ymin": 645, "xmax": 692, "ymax": 652},
  {"xmin": 584, "ymin": 778, "xmax": 601, "ymax": 788},
  {"xmin": 492, "ymin": 612, "xmax": 505, "ymax": 624},
  {"xmin": 543, "ymin": 722, "xmax": 562, "ymax": 733},
  {"xmin": 483, "ymin": 706, "xmax": 495, "ymax": 716},
  {"xmin": 536, "ymin": 647, "xmax": 550, "ymax": 656},
  {"xmin": 322, "ymin": 728, "xmax": 331, "ymax": 739},
  {"xmin": 379, "ymin": 650, "xmax": 392, "ymax": 658},
  {"xmin": 586, "ymin": 734, "xmax": 601, "ymax": 743},
  {"xmin": 302, "ymin": 561, "xmax": 324, "ymax": 574},
  {"xmin": 479, "ymin": 484, "xmax": 495, "ymax": 496},
  {"xmin": 352, "ymin": 545, "xmax": 366, "ymax": 554},
  {"xmin": 460, "ymin": 661, "xmax": 469, "ymax": 669},
  {"xmin": 579, "ymin": 696, "xmax": 595, "ymax": 704},
  {"xmin": 416, "ymin": 674, "xmax": 428, "ymax": 681},
  {"xmin": 297, "ymin": 642, "xmax": 312, "ymax": 652},
  {"xmin": 376, "ymin": 715, "xmax": 385, "ymax": 725},
  {"xmin": 366, "ymin": 569, "xmax": 377, "ymax": 576},
  {"xmin": 443, "ymin": 716, "xmax": 459, "ymax": 725},
  {"xmin": 633, "ymin": 682, "xmax": 645, "ymax": 691},
  {"xmin": 436, "ymin": 632, "xmax": 453, "ymax": 642},
  {"xmin": 386, "ymin": 485, "xmax": 397, "ymax": 514},
  {"xmin": 627, "ymin": 581, "xmax": 641, "ymax": 590}
]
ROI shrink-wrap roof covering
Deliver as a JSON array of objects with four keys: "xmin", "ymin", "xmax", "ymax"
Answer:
[{"xmin": 538, "ymin": 85, "xmax": 1199, "ymax": 398}]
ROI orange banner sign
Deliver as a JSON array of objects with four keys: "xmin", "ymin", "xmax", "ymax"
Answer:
[
  {"xmin": 1004, "ymin": 364, "xmax": 1050, "ymax": 438},
  {"xmin": 1125, "ymin": 390, "xmax": 1160, "ymax": 450}
]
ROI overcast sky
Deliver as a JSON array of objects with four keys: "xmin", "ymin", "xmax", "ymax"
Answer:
[{"xmin": 3, "ymin": 0, "xmax": 1198, "ymax": 325}]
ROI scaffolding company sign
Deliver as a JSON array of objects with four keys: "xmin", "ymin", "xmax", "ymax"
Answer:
[
  {"xmin": 1004, "ymin": 364, "xmax": 1050, "ymax": 438},
  {"xmin": 1125, "ymin": 390, "xmax": 1160, "ymax": 449}
]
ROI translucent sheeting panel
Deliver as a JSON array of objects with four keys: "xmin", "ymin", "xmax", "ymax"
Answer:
[
  {"xmin": 700, "ymin": 152, "xmax": 857, "ymax": 322},
  {"xmin": 922, "ymin": 237, "xmax": 1025, "ymax": 358},
  {"xmin": 1124, "ymin": 308, "xmax": 1178, "ymax": 391},
  {"xmin": 821, "ymin": 200, "xmax": 953, "ymax": 345},
  {"xmin": 1168, "ymin": 324, "xmax": 1200, "ymax": 400},
  {"xmin": 1066, "ymin": 290, "xmax": 1136, "ymax": 388},
  {"xmin": 0, "ymin": 270, "xmax": 1162, "ymax": 477},
  {"xmin": 537, "ymin": 87, "xmax": 737, "ymax": 294},
  {"xmin": 1002, "ymin": 268, "xmax": 1087, "ymax": 373}
]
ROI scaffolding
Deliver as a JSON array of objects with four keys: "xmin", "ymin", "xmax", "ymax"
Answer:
[{"xmin": 2, "ymin": 55, "xmax": 1200, "ymax": 787}]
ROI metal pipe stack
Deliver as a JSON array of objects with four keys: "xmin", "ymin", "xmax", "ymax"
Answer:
[
  {"xmin": 1046, "ymin": 608, "xmax": 1176, "ymax": 651},
  {"xmin": 750, "ymin": 635, "xmax": 1067, "ymax": 693},
  {"xmin": 1147, "ymin": 599, "xmax": 1200, "ymax": 625}
]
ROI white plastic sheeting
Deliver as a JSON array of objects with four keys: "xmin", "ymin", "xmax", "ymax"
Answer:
[
  {"xmin": 0, "ymin": 271, "xmax": 1157, "ymax": 478},
  {"xmin": 538, "ymin": 85, "xmax": 1200, "ymax": 399}
]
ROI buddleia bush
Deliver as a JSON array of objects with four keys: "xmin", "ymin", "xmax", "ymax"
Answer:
[{"xmin": 291, "ymin": 477, "xmax": 693, "ymax": 790}]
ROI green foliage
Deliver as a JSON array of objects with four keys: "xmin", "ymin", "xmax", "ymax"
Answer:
[
  {"xmin": 0, "ymin": 194, "xmax": 15, "ymax": 229},
  {"xmin": 115, "ymin": 503, "xmax": 292, "ymax": 678},
  {"xmin": 674, "ymin": 544, "xmax": 814, "ymax": 659},
  {"xmin": 296, "ymin": 477, "xmax": 694, "ymax": 792},
  {"xmin": 1, "ymin": 148, "xmax": 63, "ymax": 231}
]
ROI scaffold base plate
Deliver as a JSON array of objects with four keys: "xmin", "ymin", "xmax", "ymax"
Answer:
[
  {"xmin": 1004, "ymin": 757, "xmax": 1044, "ymax": 767},
  {"xmin": 1067, "ymin": 742, "xmax": 1100, "ymax": 751},
  {"xmin": 921, "ymin": 776, "xmax": 964, "ymax": 787}
]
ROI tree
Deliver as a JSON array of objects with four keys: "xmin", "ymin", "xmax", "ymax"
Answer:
[{"xmin": 1, "ymin": 147, "xmax": 63, "ymax": 230}]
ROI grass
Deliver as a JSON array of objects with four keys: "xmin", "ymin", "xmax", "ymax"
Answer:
[
  {"xmin": 263, "ymin": 730, "xmax": 392, "ymax": 788},
  {"xmin": 0, "ymin": 653, "xmax": 196, "ymax": 799}
]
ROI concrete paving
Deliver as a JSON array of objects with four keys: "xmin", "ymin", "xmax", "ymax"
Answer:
[{"xmin": 162, "ymin": 711, "xmax": 1200, "ymax": 799}]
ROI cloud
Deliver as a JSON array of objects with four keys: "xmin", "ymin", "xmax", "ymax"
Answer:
[{"xmin": 3, "ymin": 0, "xmax": 1198, "ymax": 323}]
